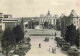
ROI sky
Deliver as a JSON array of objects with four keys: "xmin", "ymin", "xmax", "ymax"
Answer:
[{"xmin": 0, "ymin": 0, "xmax": 80, "ymax": 18}]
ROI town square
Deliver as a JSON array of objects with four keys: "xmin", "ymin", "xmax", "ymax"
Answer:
[{"xmin": 0, "ymin": 0, "xmax": 80, "ymax": 56}]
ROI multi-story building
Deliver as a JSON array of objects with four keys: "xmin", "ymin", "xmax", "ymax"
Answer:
[
  {"xmin": 60, "ymin": 10, "xmax": 80, "ymax": 30},
  {"xmin": 70, "ymin": 10, "xmax": 80, "ymax": 29},
  {"xmin": 0, "ymin": 13, "xmax": 19, "ymax": 31},
  {"xmin": 22, "ymin": 10, "xmax": 59, "ymax": 29},
  {"xmin": 39, "ymin": 10, "xmax": 59, "ymax": 25}
]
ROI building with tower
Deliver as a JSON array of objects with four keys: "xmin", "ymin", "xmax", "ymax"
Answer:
[
  {"xmin": 39, "ymin": 10, "xmax": 58, "ymax": 26},
  {"xmin": 70, "ymin": 10, "xmax": 80, "ymax": 29},
  {"xmin": 22, "ymin": 10, "xmax": 59, "ymax": 29}
]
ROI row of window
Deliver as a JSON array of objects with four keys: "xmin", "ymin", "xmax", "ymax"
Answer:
[
  {"xmin": 0, "ymin": 19, "xmax": 18, "ymax": 22},
  {"xmin": 0, "ymin": 15, "xmax": 12, "ymax": 18}
]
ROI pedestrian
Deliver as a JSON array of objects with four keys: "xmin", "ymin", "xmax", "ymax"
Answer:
[
  {"xmin": 49, "ymin": 46, "xmax": 51, "ymax": 52},
  {"xmin": 52, "ymin": 47, "xmax": 54, "ymax": 53},
  {"xmin": 57, "ymin": 43, "xmax": 59, "ymax": 48},
  {"xmin": 39, "ymin": 43, "xmax": 41, "ymax": 48},
  {"xmin": 49, "ymin": 47, "xmax": 50, "ymax": 52},
  {"xmin": 54, "ymin": 47, "xmax": 56, "ymax": 54}
]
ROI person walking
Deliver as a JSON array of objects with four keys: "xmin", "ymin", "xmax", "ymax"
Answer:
[
  {"xmin": 54, "ymin": 47, "xmax": 56, "ymax": 54},
  {"xmin": 49, "ymin": 46, "xmax": 51, "ymax": 52},
  {"xmin": 57, "ymin": 43, "xmax": 59, "ymax": 48},
  {"xmin": 54, "ymin": 32, "xmax": 57, "ymax": 36},
  {"xmin": 49, "ymin": 47, "xmax": 50, "ymax": 52},
  {"xmin": 52, "ymin": 47, "xmax": 54, "ymax": 53},
  {"xmin": 39, "ymin": 43, "xmax": 41, "ymax": 48}
]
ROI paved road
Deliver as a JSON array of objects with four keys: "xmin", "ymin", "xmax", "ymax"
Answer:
[{"xmin": 24, "ymin": 29, "xmax": 67, "ymax": 56}]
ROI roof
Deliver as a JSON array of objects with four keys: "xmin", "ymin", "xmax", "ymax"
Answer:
[{"xmin": 3, "ymin": 18, "xmax": 18, "ymax": 20}]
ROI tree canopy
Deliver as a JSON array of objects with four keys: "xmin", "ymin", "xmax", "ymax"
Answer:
[
  {"xmin": 1, "ymin": 27, "xmax": 16, "ymax": 56},
  {"xmin": 65, "ymin": 24, "xmax": 77, "ymax": 45},
  {"xmin": 13, "ymin": 25, "xmax": 24, "ymax": 43},
  {"xmin": 75, "ymin": 28, "xmax": 80, "ymax": 47}
]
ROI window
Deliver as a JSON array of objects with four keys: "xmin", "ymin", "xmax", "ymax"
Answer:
[{"xmin": 4, "ymin": 15, "xmax": 8, "ymax": 18}]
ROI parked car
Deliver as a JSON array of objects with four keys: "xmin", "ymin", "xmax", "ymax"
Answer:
[
  {"xmin": 67, "ymin": 48, "xmax": 79, "ymax": 56},
  {"xmin": 44, "ymin": 37, "xmax": 49, "ymax": 42},
  {"xmin": 61, "ymin": 43, "xmax": 70, "ymax": 51}
]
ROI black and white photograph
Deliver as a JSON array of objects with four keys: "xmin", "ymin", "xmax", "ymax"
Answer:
[{"xmin": 0, "ymin": 0, "xmax": 80, "ymax": 56}]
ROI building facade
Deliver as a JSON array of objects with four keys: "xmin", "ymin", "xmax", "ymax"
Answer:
[
  {"xmin": 0, "ymin": 13, "xmax": 19, "ymax": 31},
  {"xmin": 70, "ymin": 10, "xmax": 80, "ymax": 29},
  {"xmin": 39, "ymin": 10, "xmax": 58, "ymax": 26},
  {"xmin": 22, "ymin": 10, "xmax": 59, "ymax": 29},
  {"xmin": 60, "ymin": 10, "xmax": 80, "ymax": 30}
]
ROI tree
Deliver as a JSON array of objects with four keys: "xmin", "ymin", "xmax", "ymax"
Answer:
[
  {"xmin": 28, "ymin": 21, "xmax": 31, "ymax": 29},
  {"xmin": 61, "ymin": 16, "xmax": 67, "ymax": 38},
  {"xmin": 75, "ymin": 28, "xmax": 80, "ymax": 48},
  {"xmin": 54, "ymin": 32, "xmax": 57, "ymax": 36},
  {"xmin": 13, "ymin": 25, "xmax": 24, "ymax": 43},
  {"xmin": 20, "ymin": 18, "xmax": 24, "ymax": 32},
  {"xmin": 65, "ymin": 24, "xmax": 77, "ymax": 45},
  {"xmin": 1, "ymin": 27, "xmax": 16, "ymax": 56},
  {"xmin": 28, "ymin": 21, "xmax": 35, "ymax": 29},
  {"xmin": 32, "ymin": 21, "xmax": 35, "ymax": 29},
  {"xmin": 0, "ymin": 30, "xmax": 3, "ymax": 43},
  {"xmin": 61, "ymin": 15, "xmax": 73, "ymax": 38},
  {"xmin": 48, "ymin": 24, "xmax": 54, "ymax": 29},
  {"xmin": 44, "ymin": 21, "xmax": 49, "ymax": 29},
  {"xmin": 56, "ymin": 19, "xmax": 61, "ymax": 30},
  {"xmin": 34, "ymin": 21, "xmax": 39, "ymax": 25}
]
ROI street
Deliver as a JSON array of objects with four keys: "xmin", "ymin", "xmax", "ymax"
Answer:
[{"xmin": 24, "ymin": 29, "xmax": 68, "ymax": 56}]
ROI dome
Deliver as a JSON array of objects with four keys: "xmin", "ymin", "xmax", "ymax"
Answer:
[
  {"xmin": 47, "ymin": 10, "xmax": 50, "ymax": 15},
  {"xmin": 45, "ymin": 10, "xmax": 52, "ymax": 17}
]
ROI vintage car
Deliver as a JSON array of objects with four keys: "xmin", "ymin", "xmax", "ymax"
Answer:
[
  {"xmin": 14, "ymin": 43, "xmax": 31, "ymax": 55},
  {"xmin": 61, "ymin": 43, "xmax": 70, "ymax": 51},
  {"xmin": 55, "ymin": 37, "xmax": 62, "ymax": 42},
  {"xmin": 44, "ymin": 37, "xmax": 49, "ymax": 42},
  {"xmin": 58, "ymin": 40, "xmax": 66, "ymax": 47},
  {"xmin": 67, "ymin": 48, "xmax": 79, "ymax": 56}
]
